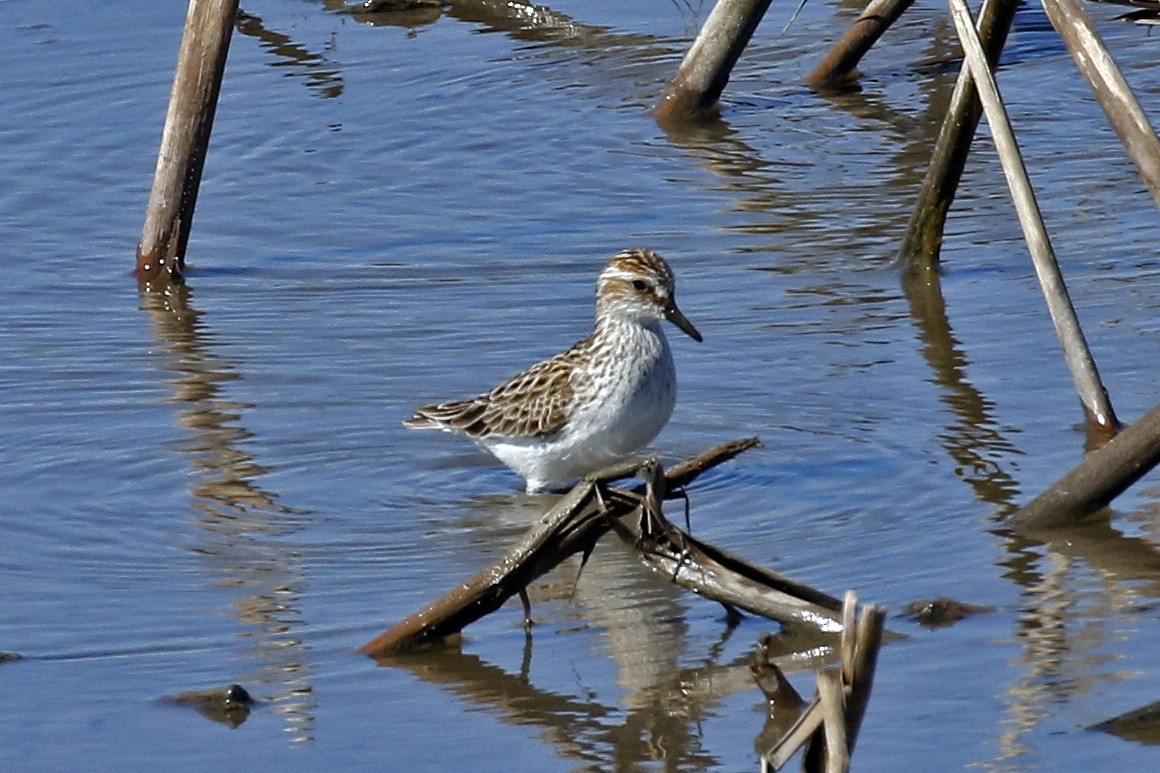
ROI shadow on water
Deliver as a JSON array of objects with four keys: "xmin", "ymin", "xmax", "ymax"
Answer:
[{"xmin": 139, "ymin": 285, "xmax": 316, "ymax": 740}]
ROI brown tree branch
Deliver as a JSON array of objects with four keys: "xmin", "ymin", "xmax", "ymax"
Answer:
[
  {"xmin": 1011, "ymin": 401, "xmax": 1160, "ymax": 529},
  {"xmin": 360, "ymin": 438, "xmax": 766, "ymax": 658},
  {"xmin": 805, "ymin": 0, "xmax": 918, "ymax": 91}
]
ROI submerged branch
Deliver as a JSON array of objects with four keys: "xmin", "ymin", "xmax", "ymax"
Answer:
[
  {"xmin": 654, "ymin": 0, "xmax": 774, "ymax": 125},
  {"xmin": 360, "ymin": 437, "xmax": 850, "ymax": 658},
  {"xmin": 899, "ymin": 0, "xmax": 1019, "ymax": 268},
  {"xmin": 1011, "ymin": 401, "xmax": 1160, "ymax": 529}
]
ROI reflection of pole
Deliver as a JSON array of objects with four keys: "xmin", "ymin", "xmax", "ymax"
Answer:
[
  {"xmin": 899, "ymin": 0, "xmax": 1018, "ymax": 267},
  {"xmin": 139, "ymin": 285, "xmax": 314, "ymax": 740},
  {"xmin": 947, "ymin": 0, "xmax": 1118, "ymax": 435},
  {"xmin": 1039, "ymin": 0, "xmax": 1160, "ymax": 212},
  {"xmin": 805, "ymin": 0, "xmax": 917, "ymax": 91},
  {"xmin": 654, "ymin": 0, "xmax": 773, "ymax": 125},
  {"xmin": 900, "ymin": 269, "xmax": 1023, "ymax": 508},
  {"xmin": 137, "ymin": 0, "xmax": 239, "ymax": 285}
]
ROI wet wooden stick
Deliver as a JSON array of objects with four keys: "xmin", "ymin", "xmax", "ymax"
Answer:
[
  {"xmin": 762, "ymin": 593, "xmax": 885, "ymax": 771},
  {"xmin": 1012, "ymin": 400, "xmax": 1160, "ymax": 529},
  {"xmin": 137, "ymin": 0, "xmax": 239, "ymax": 285},
  {"xmin": 654, "ymin": 0, "xmax": 773, "ymax": 125},
  {"xmin": 1039, "ymin": 0, "xmax": 1160, "ymax": 212},
  {"xmin": 359, "ymin": 479, "xmax": 601, "ymax": 657},
  {"xmin": 816, "ymin": 669, "xmax": 849, "ymax": 772},
  {"xmin": 899, "ymin": 0, "xmax": 1018, "ymax": 267},
  {"xmin": 610, "ymin": 460, "xmax": 844, "ymax": 631},
  {"xmin": 805, "ymin": 0, "xmax": 917, "ymax": 91},
  {"xmin": 842, "ymin": 597, "xmax": 885, "ymax": 749},
  {"xmin": 763, "ymin": 694, "xmax": 824, "ymax": 770},
  {"xmin": 359, "ymin": 438, "xmax": 760, "ymax": 658},
  {"xmin": 948, "ymin": 0, "xmax": 1119, "ymax": 434}
]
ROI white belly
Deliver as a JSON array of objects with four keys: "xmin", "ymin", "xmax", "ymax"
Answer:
[{"xmin": 484, "ymin": 327, "xmax": 677, "ymax": 492}]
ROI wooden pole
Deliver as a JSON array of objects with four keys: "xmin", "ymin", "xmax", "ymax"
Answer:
[
  {"xmin": 654, "ymin": 0, "xmax": 774, "ymax": 125},
  {"xmin": 898, "ymin": 0, "xmax": 1019, "ymax": 268},
  {"xmin": 947, "ymin": 0, "xmax": 1119, "ymax": 434},
  {"xmin": 805, "ymin": 0, "xmax": 917, "ymax": 91},
  {"xmin": 941, "ymin": 0, "xmax": 1122, "ymax": 434},
  {"xmin": 136, "ymin": 0, "xmax": 239, "ymax": 285},
  {"xmin": 1038, "ymin": 0, "xmax": 1160, "ymax": 212}
]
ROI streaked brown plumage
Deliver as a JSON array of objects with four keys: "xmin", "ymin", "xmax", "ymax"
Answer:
[{"xmin": 404, "ymin": 248, "xmax": 701, "ymax": 492}]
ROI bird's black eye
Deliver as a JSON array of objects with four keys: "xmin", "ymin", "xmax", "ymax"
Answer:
[{"xmin": 632, "ymin": 279, "xmax": 648, "ymax": 291}]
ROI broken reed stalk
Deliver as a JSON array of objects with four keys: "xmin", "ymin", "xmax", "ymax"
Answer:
[
  {"xmin": 899, "ymin": 0, "xmax": 1019, "ymax": 267},
  {"xmin": 1039, "ymin": 0, "xmax": 1160, "ymax": 213},
  {"xmin": 137, "ymin": 0, "xmax": 239, "ymax": 286},
  {"xmin": 608, "ymin": 458, "xmax": 844, "ymax": 631},
  {"xmin": 1011, "ymin": 400, "xmax": 1160, "ymax": 529},
  {"xmin": 947, "ymin": 0, "xmax": 1119, "ymax": 434},
  {"xmin": 654, "ymin": 0, "xmax": 773, "ymax": 125},
  {"xmin": 805, "ymin": 0, "xmax": 917, "ymax": 91},
  {"xmin": 760, "ymin": 592, "xmax": 885, "ymax": 772},
  {"xmin": 360, "ymin": 438, "xmax": 779, "ymax": 657}
]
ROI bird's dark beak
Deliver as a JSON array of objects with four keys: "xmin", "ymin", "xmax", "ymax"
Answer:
[{"xmin": 664, "ymin": 301, "xmax": 703, "ymax": 342}]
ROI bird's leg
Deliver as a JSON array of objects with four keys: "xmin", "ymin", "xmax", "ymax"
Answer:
[
  {"xmin": 519, "ymin": 588, "xmax": 534, "ymax": 630},
  {"xmin": 674, "ymin": 486, "xmax": 692, "ymax": 535},
  {"xmin": 721, "ymin": 602, "xmax": 743, "ymax": 628},
  {"xmin": 592, "ymin": 480, "xmax": 609, "ymax": 514},
  {"xmin": 568, "ymin": 540, "xmax": 597, "ymax": 599},
  {"xmin": 639, "ymin": 455, "xmax": 666, "ymax": 538}
]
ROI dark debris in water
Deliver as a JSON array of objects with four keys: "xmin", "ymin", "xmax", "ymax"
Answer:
[
  {"xmin": 160, "ymin": 683, "xmax": 256, "ymax": 728},
  {"xmin": 1089, "ymin": 699, "xmax": 1160, "ymax": 745},
  {"xmin": 901, "ymin": 597, "xmax": 994, "ymax": 629},
  {"xmin": 0, "ymin": 651, "xmax": 24, "ymax": 666}
]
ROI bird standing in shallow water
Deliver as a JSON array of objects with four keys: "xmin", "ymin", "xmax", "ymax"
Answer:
[{"xmin": 404, "ymin": 248, "xmax": 702, "ymax": 493}]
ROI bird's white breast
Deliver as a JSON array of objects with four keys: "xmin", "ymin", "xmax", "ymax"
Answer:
[{"xmin": 480, "ymin": 321, "xmax": 677, "ymax": 491}]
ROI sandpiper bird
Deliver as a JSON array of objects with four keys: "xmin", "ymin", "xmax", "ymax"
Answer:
[{"xmin": 404, "ymin": 248, "xmax": 702, "ymax": 493}]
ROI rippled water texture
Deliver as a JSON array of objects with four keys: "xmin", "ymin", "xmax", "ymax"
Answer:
[{"xmin": 3, "ymin": 0, "xmax": 1160, "ymax": 769}]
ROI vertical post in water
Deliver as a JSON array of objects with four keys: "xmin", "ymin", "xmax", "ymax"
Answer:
[
  {"xmin": 805, "ymin": 0, "xmax": 918, "ymax": 91},
  {"xmin": 1039, "ymin": 0, "xmax": 1160, "ymax": 212},
  {"xmin": 947, "ymin": 0, "xmax": 1118, "ymax": 434},
  {"xmin": 137, "ymin": 0, "xmax": 239, "ymax": 286},
  {"xmin": 898, "ymin": 0, "xmax": 1019, "ymax": 269},
  {"xmin": 654, "ymin": 0, "xmax": 774, "ymax": 125}
]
